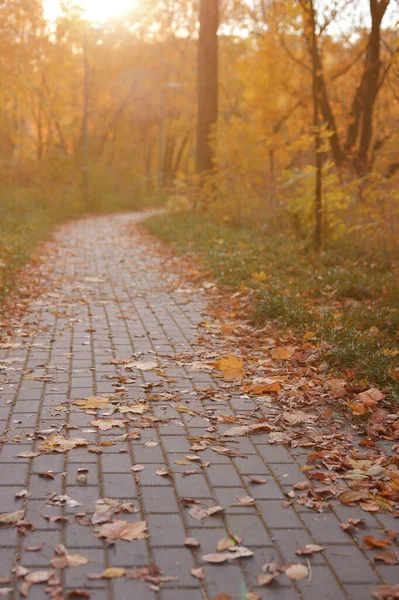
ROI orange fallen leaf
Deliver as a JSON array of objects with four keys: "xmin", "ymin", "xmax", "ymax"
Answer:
[
  {"xmin": 363, "ymin": 535, "xmax": 391, "ymax": 549},
  {"xmin": 272, "ymin": 347, "xmax": 294, "ymax": 360}
]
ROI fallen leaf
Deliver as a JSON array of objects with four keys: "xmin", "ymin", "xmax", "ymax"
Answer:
[
  {"xmin": 218, "ymin": 355, "xmax": 244, "ymax": 381},
  {"xmin": 232, "ymin": 496, "xmax": 255, "ymax": 507},
  {"xmin": 73, "ymin": 396, "xmax": 111, "ymax": 410},
  {"xmin": 207, "ymin": 506, "xmax": 225, "ymax": 516},
  {"xmin": 16, "ymin": 452, "xmax": 40, "ymax": 459},
  {"xmin": 39, "ymin": 436, "xmax": 88, "ymax": 452},
  {"xmin": 191, "ymin": 567, "xmax": 205, "ymax": 580},
  {"xmin": 257, "ymin": 574, "xmax": 276, "ymax": 586},
  {"xmin": 0, "ymin": 510, "xmax": 24, "ymax": 525},
  {"xmin": 68, "ymin": 590, "xmax": 91, "ymax": 598},
  {"xmin": 296, "ymin": 544, "xmax": 324, "ymax": 555},
  {"xmin": 156, "ymin": 469, "xmax": 169, "ymax": 477},
  {"xmin": 358, "ymin": 388, "xmax": 384, "ymax": 406},
  {"xmin": 202, "ymin": 546, "xmax": 253, "ymax": 563},
  {"xmin": 101, "ymin": 567, "xmax": 125, "ymax": 579},
  {"xmin": 184, "ymin": 537, "xmax": 201, "ymax": 548},
  {"xmin": 96, "ymin": 520, "xmax": 148, "ymax": 542},
  {"xmin": 217, "ymin": 537, "xmax": 236, "ymax": 552},
  {"xmin": 131, "ymin": 465, "xmax": 145, "ymax": 472},
  {"xmin": 125, "ymin": 361, "xmax": 158, "ymax": 371},
  {"xmin": 247, "ymin": 476, "xmax": 267, "ymax": 484},
  {"xmin": 285, "ymin": 563, "xmax": 308, "ymax": 580},
  {"xmin": 272, "ymin": 347, "xmax": 294, "ymax": 360},
  {"xmin": 51, "ymin": 554, "xmax": 88, "ymax": 569},
  {"xmin": 223, "ymin": 423, "xmax": 271, "ymax": 437},
  {"xmin": 39, "ymin": 472, "xmax": 55, "ymax": 480},
  {"xmin": 91, "ymin": 419, "xmax": 124, "ymax": 431},
  {"xmin": 374, "ymin": 551, "xmax": 398, "ymax": 565},
  {"xmin": 371, "ymin": 584, "xmax": 399, "ymax": 599},
  {"xmin": 202, "ymin": 553, "xmax": 229, "ymax": 564},
  {"xmin": 339, "ymin": 518, "xmax": 364, "ymax": 532},
  {"xmin": 119, "ymin": 404, "xmax": 148, "ymax": 415},
  {"xmin": 25, "ymin": 570, "xmax": 55, "ymax": 583},
  {"xmin": 363, "ymin": 536, "xmax": 391, "ymax": 549},
  {"xmin": 359, "ymin": 501, "xmax": 380, "ymax": 512},
  {"xmin": 189, "ymin": 506, "xmax": 208, "ymax": 521}
]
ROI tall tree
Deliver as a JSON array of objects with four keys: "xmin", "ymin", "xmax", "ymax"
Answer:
[{"xmin": 196, "ymin": 0, "xmax": 219, "ymax": 178}]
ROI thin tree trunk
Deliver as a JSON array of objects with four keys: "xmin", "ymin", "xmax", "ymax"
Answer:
[
  {"xmin": 308, "ymin": 0, "xmax": 323, "ymax": 250},
  {"xmin": 196, "ymin": 0, "xmax": 219, "ymax": 178}
]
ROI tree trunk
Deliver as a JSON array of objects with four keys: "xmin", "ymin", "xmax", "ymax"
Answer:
[
  {"xmin": 345, "ymin": 0, "xmax": 390, "ymax": 173},
  {"xmin": 307, "ymin": 0, "xmax": 323, "ymax": 250},
  {"xmin": 196, "ymin": 0, "xmax": 219, "ymax": 178}
]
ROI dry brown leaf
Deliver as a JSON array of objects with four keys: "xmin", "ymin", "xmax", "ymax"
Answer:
[
  {"xmin": 97, "ymin": 519, "xmax": 148, "ymax": 542},
  {"xmin": 0, "ymin": 510, "xmax": 24, "ymax": 525},
  {"xmin": 25, "ymin": 570, "xmax": 55, "ymax": 583},
  {"xmin": 257, "ymin": 574, "xmax": 276, "ymax": 586},
  {"xmin": 91, "ymin": 419, "xmax": 124, "ymax": 431},
  {"xmin": 248, "ymin": 476, "xmax": 267, "ymax": 484},
  {"xmin": 272, "ymin": 347, "xmax": 294, "ymax": 360},
  {"xmin": 131, "ymin": 464, "xmax": 145, "ymax": 472},
  {"xmin": 202, "ymin": 553, "xmax": 229, "ymax": 564},
  {"xmin": 295, "ymin": 544, "xmax": 324, "ymax": 555},
  {"xmin": 119, "ymin": 404, "xmax": 148, "ymax": 415},
  {"xmin": 16, "ymin": 452, "xmax": 40, "ymax": 458},
  {"xmin": 184, "ymin": 537, "xmax": 201, "ymax": 548},
  {"xmin": 74, "ymin": 396, "xmax": 111, "ymax": 410},
  {"xmin": 358, "ymin": 387, "xmax": 384, "ymax": 406},
  {"xmin": 189, "ymin": 506, "xmax": 208, "ymax": 521},
  {"xmin": 39, "ymin": 436, "xmax": 88, "ymax": 452},
  {"xmin": 217, "ymin": 537, "xmax": 236, "ymax": 552},
  {"xmin": 125, "ymin": 361, "xmax": 158, "ymax": 371},
  {"xmin": 207, "ymin": 506, "xmax": 225, "ymax": 516},
  {"xmin": 51, "ymin": 554, "xmax": 88, "ymax": 569},
  {"xmin": 374, "ymin": 551, "xmax": 398, "ymax": 565},
  {"xmin": 363, "ymin": 536, "xmax": 391, "ymax": 549},
  {"xmin": 371, "ymin": 584, "xmax": 399, "ymax": 599},
  {"xmin": 191, "ymin": 567, "xmax": 205, "ymax": 580},
  {"xmin": 232, "ymin": 496, "xmax": 255, "ymax": 507}
]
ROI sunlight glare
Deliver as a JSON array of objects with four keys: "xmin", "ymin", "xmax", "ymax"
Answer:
[{"xmin": 44, "ymin": 0, "xmax": 137, "ymax": 22}]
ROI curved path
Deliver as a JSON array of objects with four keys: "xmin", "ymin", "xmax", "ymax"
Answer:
[{"xmin": 0, "ymin": 213, "xmax": 397, "ymax": 600}]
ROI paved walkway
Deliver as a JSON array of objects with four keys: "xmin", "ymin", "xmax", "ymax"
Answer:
[{"xmin": 0, "ymin": 213, "xmax": 397, "ymax": 600}]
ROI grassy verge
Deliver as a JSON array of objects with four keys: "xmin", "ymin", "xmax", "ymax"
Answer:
[{"xmin": 145, "ymin": 211, "xmax": 399, "ymax": 401}]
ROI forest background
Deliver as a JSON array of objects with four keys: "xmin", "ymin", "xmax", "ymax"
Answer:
[{"xmin": 1, "ymin": 0, "xmax": 399, "ymax": 400}]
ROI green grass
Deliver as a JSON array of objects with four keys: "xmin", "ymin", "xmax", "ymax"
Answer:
[{"xmin": 145, "ymin": 211, "xmax": 399, "ymax": 400}]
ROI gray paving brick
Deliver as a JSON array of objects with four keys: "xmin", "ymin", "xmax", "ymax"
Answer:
[
  {"xmin": 147, "ymin": 513, "xmax": 186, "ymax": 547},
  {"xmin": 323, "ymin": 545, "xmax": 380, "ymax": 584}
]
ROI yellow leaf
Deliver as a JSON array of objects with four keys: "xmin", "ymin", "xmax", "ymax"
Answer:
[
  {"xmin": 102, "ymin": 567, "xmax": 125, "ymax": 579},
  {"xmin": 74, "ymin": 396, "xmax": 111, "ymax": 410},
  {"xmin": 272, "ymin": 347, "xmax": 294, "ymax": 360},
  {"xmin": 303, "ymin": 331, "xmax": 316, "ymax": 341},
  {"xmin": 218, "ymin": 354, "xmax": 245, "ymax": 380},
  {"xmin": 175, "ymin": 405, "xmax": 196, "ymax": 416}
]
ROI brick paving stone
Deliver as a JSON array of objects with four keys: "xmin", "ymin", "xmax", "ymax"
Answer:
[{"xmin": 0, "ymin": 213, "xmax": 397, "ymax": 600}]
